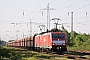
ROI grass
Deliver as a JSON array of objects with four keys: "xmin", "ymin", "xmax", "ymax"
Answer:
[{"xmin": 0, "ymin": 46, "xmax": 68, "ymax": 60}]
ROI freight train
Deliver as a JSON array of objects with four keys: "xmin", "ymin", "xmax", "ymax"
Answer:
[{"xmin": 7, "ymin": 31, "xmax": 67, "ymax": 53}]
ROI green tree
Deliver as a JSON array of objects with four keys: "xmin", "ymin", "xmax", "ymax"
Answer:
[
  {"xmin": 81, "ymin": 33, "xmax": 89, "ymax": 42},
  {"xmin": 70, "ymin": 31, "xmax": 78, "ymax": 46},
  {"xmin": 0, "ymin": 38, "xmax": 1, "ymax": 44},
  {"xmin": 73, "ymin": 35, "xmax": 83, "ymax": 48},
  {"xmin": 82, "ymin": 39, "xmax": 90, "ymax": 50},
  {"xmin": 0, "ymin": 38, "xmax": 2, "ymax": 47}
]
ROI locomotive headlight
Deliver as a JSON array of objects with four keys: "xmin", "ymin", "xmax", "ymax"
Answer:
[
  {"xmin": 60, "ymin": 47, "xmax": 61, "ymax": 49},
  {"xmin": 53, "ymin": 43, "xmax": 54, "ymax": 45},
  {"xmin": 62, "ymin": 43, "xmax": 65, "ymax": 45}
]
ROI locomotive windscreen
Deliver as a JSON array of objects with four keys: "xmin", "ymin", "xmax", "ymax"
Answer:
[{"xmin": 52, "ymin": 34, "xmax": 65, "ymax": 38}]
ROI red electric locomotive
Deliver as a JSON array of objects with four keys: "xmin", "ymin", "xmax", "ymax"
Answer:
[{"xmin": 34, "ymin": 32, "xmax": 67, "ymax": 53}]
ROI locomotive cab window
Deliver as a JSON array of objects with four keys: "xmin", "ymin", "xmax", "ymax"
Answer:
[
  {"xmin": 52, "ymin": 34, "xmax": 58, "ymax": 38},
  {"xmin": 58, "ymin": 34, "xmax": 65, "ymax": 38},
  {"xmin": 52, "ymin": 34, "xmax": 65, "ymax": 38}
]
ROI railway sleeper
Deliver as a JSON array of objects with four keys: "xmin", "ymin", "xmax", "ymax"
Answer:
[{"xmin": 67, "ymin": 56, "xmax": 75, "ymax": 59}]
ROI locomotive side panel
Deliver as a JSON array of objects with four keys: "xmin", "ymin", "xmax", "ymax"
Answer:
[
  {"xmin": 35, "ymin": 35, "xmax": 40, "ymax": 48},
  {"xmin": 41, "ymin": 34, "xmax": 52, "ymax": 49}
]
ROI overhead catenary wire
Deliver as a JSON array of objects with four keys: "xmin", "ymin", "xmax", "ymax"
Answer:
[
  {"xmin": 50, "ymin": 0, "xmax": 57, "ymax": 5},
  {"xmin": 0, "ymin": 2, "xmax": 43, "ymax": 12},
  {"xmin": 0, "ymin": 1, "xmax": 45, "ymax": 23},
  {"xmin": 57, "ymin": 0, "xmax": 86, "ymax": 10},
  {"xmin": 58, "ymin": 1, "xmax": 90, "ymax": 18},
  {"xmin": 0, "ymin": 1, "xmax": 44, "ymax": 19},
  {"xmin": 0, "ymin": 2, "xmax": 23, "ymax": 11},
  {"xmin": 73, "ymin": 3, "xmax": 90, "ymax": 12},
  {"xmin": 30, "ymin": 11, "xmax": 41, "ymax": 19},
  {"xmin": 54, "ymin": 0, "xmax": 88, "ymax": 18}
]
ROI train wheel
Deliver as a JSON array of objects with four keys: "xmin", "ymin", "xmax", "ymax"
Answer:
[
  {"xmin": 41, "ymin": 48, "xmax": 44, "ymax": 52},
  {"xmin": 46, "ymin": 49, "xmax": 50, "ymax": 54},
  {"xmin": 37, "ymin": 48, "xmax": 40, "ymax": 52},
  {"xmin": 50, "ymin": 50, "xmax": 53, "ymax": 53},
  {"xmin": 38, "ymin": 48, "xmax": 41, "ymax": 52}
]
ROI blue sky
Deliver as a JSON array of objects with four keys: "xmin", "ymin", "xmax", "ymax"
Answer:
[{"xmin": 0, "ymin": 0, "xmax": 90, "ymax": 42}]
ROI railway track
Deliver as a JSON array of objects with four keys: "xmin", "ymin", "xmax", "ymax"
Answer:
[
  {"xmin": 41, "ymin": 50, "xmax": 90, "ymax": 60},
  {"xmin": 19, "ymin": 47, "xmax": 90, "ymax": 60},
  {"xmin": 66, "ymin": 50, "xmax": 90, "ymax": 60}
]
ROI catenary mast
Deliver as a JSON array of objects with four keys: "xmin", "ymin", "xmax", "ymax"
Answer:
[{"xmin": 41, "ymin": 3, "xmax": 56, "ymax": 30}]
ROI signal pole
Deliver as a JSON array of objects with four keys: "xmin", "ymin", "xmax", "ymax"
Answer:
[
  {"xmin": 30, "ymin": 19, "xmax": 32, "ymax": 36},
  {"xmin": 41, "ymin": 3, "xmax": 56, "ymax": 30},
  {"xmin": 71, "ymin": 12, "xmax": 73, "ymax": 32}
]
